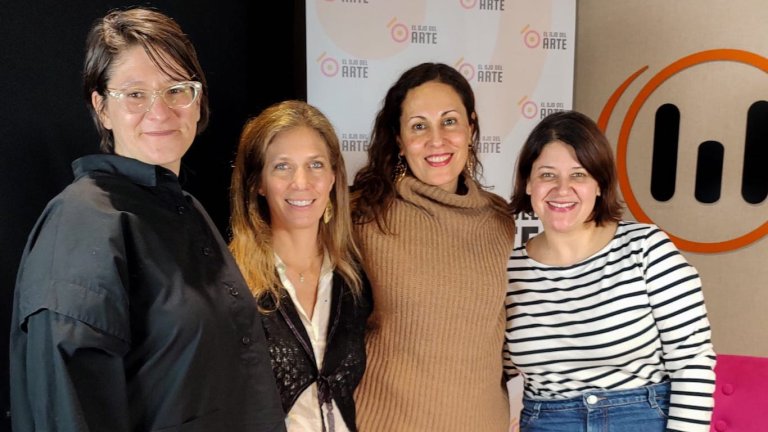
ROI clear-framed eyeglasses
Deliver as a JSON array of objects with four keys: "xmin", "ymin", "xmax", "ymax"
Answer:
[{"xmin": 106, "ymin": 81, "xmax": 203, "ymax": 114}]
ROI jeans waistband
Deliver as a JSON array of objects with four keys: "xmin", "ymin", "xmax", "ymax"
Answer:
[{"xmin": 522, "ymin": 381, "xmax": 671, "ymax": 411}]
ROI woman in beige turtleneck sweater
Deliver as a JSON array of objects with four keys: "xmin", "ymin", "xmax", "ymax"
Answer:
[{"xmin": 351, "ymin": 63, "xmax": 515, "ymax": 432}]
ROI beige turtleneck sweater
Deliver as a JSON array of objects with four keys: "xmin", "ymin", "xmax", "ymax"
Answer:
[{"xmin": 354, "ymin": 176, "xmax": 515, "ymax": 432}]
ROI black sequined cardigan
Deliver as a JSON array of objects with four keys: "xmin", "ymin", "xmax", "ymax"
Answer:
[{"xmin": 259, "ymin": 272, "xmax": 371, "ymax": 432}]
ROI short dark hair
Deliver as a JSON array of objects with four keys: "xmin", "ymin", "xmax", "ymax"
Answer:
[
  {"xmin": 509, "ymin": 110, "xmax": 623, "ymax": 225},
  {"xmin": 351, "ymin": 62, "xmax": 485, "ymax": 229},
  {"xmin": 83, "ymin": 7, "xmax": 209, "ymax": 153}
]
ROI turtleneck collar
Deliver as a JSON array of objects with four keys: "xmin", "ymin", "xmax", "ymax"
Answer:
[{"xmin": 396, "ymin": 174, "xmax": 493, "ymax": 210}]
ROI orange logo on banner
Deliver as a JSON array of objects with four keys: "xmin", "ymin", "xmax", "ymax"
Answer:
[{"xmin": 598, "ymin": 49, "xmax": 768, "ymax": 254}]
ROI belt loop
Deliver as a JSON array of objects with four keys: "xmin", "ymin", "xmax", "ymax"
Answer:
[
  {"xmin": 647, "ymin": 384, "xmax": 658, "ymax": 409},
  {"xmin": 533, "ymin": 401, "xmax": 542, "ymax": 419}
]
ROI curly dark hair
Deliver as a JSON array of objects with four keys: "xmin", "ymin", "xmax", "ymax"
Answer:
[{"xmin": 350, "ymin": 62, "xmax": 492, "ymax": 231}]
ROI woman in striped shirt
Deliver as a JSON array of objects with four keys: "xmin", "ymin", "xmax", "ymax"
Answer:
[{"xmin": 504, "ymin": 111, "xmax": 715, "ymax": 432}]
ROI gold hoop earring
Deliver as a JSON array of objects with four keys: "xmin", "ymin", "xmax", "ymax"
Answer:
[
  {"xmin": 393, "ymin": 155, "xmax": 407, "ymax": 184},
  {"xmin": 323, "ymin": 201, "xmax": 333, "ymax": 224}
]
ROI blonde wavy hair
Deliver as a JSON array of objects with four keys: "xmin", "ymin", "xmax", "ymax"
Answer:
[{"xmin": 229, "ymin": 100, "xmax": 363, "ymax": 310}]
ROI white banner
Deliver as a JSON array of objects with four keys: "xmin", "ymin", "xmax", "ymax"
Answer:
[{"xmin": 306, "ymin": 1, "xmax": 575, "ymax": 428}]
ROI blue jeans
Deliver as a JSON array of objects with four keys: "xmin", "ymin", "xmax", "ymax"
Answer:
[{"xmin": 519, "ymin": 382, "xmax": 670, "ymax": 432}]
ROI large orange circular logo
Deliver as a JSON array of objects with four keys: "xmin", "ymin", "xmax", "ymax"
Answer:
[{"xmin": 599, "ymin": 49, "xmax": 768, "ymax": 253}]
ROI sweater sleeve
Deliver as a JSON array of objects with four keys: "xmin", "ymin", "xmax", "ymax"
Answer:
[{"xmin": 643, "ymin": 226, "xmax": 716, "ymax": 432}]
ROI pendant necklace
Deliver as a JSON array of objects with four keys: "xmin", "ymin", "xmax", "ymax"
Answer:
[{"xmin": 286, "ymin": 253, "xmax": 321, "ymax": 285}]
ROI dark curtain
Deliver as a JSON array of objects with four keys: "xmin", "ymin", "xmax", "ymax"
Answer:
[{"xmin": 0, "ymin": 1, "xmax": 306, "ymax": 430}]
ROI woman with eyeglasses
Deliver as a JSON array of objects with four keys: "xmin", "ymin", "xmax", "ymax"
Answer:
[{"xmin": 9, "ymin": 8, "xmax": 285, "ymax": 432}]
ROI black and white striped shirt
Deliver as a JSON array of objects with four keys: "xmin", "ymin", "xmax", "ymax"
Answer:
[{"xmin": 504, "ymin": 222, "xmax": 715, "ymax": 431}]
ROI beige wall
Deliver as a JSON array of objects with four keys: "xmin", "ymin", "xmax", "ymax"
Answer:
[{"xmin": 574, "ymin": 0, "xmax": 768, "ymax": 356}]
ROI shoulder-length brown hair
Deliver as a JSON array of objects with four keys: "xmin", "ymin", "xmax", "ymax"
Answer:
[
  {"xmin": 510, "ymin": 110, "xmax": 623, "ymax": 225},
  {"xmin": 229, "ymin": 100, "xmax": 362, "ymax": 309}
]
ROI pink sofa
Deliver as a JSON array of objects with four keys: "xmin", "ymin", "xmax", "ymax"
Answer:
[{"xmin": 709, "ymin": 354, "xmax": 768, "ymax": 432}]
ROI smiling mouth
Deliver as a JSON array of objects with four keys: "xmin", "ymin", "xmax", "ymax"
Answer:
[
  {"xmin": 286, "ymin": 199, "xmax": 314, "ymax": 207},
  {"xmin": 425, "ymin": 153, "xmax": 452, "ymax": 166},
  {"xmin": 548, "ymin": 201, "xmax": 576, "ymax": 209}
]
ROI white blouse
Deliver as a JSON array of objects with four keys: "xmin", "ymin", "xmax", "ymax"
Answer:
[{"xmin": 274, "ymin": 253, "xmax": 350, "ymax": 432}]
